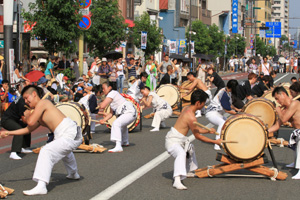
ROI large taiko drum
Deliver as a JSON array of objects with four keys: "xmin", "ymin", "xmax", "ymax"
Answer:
[
  {"xmin": 262, "ymin": 86, "xmax": 291, "ymax": 107},
  {"xmin": 242, "ymin": 98, "xmax": 277, "ymax": 128},
  {"xmin": 55, "ymin": 102, "xmax": 91, "ymax": 143},
  {"xmin": 221, "ymin": 114, "xmax": 268, "ymax": 162},
  {"xmin": 156, "ymin": 84, "xmax": 180, "ymax": 107},
  {"xmin": 180, "ymin": 81, "xmax": 196, "ymax": 102},
  {"xmin": 104, "ymin": 93, "xmax": 141, "ymax": 132}
]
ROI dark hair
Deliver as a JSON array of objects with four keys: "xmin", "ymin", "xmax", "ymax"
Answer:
[
  {"xmin": 290, "ymin": 82, "xmax": 300, "ymax": 93},
  {"xmin": 129, "ymin": 58, "xmax": 134, "ymax": 61},
  {"xmin": 2, "ymin": 80, "xmax": 9, "ymax": 84},
  {"xmin": 32, "ymin": 55, "xmax": 37, "ymax": 60},
  {"xmin": 140, "ymin": 86, "xmax": 150, "ymax": 91},
  {"xmin": 187, "ymin": 72, "xmax": 196, "ymax": 77},
  {"xmin": 227, "ymin": 79, "xmax": 239, "ymax": 96},
  {"xmin": 291, "ymin": 77, "xmax": 297, "ymax": 81},
  {"xmin": 140, "ymin": 72, "xmax": 148, "ymax": 78},
  {"xmin": 167, "ymin": 65, "xmax": 173, "ymax": 72},
  {"xmin": 21, "ymin": 85, "xmax": 44, "ymax": 98},
  {"xmin": 263, "ymin": 56, "xmax": 268, "ymax": 60},
  {"xmin": 262, "ymin": 75, "xmax": 271, "ymax": 83},
  {"xmin": 248, "ymin": 72, "xmax": 257, "ymax": 80},
  {"xmin": 207, "ymin": 67, "xmax": 214, "ymax": 72},
  {"xmin": 191, "ymin": 89, "xmax": 209, "ymax": 105},
  {"xmin": 93, "ymin": 84, "xmax": 103, "ymax": 94},
  {"xmin": 165, "ymin": 54, "xmax": 169, "ymax": 57},
  {"xmin": 102, "ymin": 81, "xmax": 116, "ymax": 90},
  {"xmin": 272, "ymin": 86, "xmax": 289, "ymax": 97},
  {"xmin": 270, "ymin": 70, "xmax": 276, "ymax": 76}
]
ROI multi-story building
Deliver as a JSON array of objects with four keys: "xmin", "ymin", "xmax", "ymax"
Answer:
[
  {"xmin": 254, "ymin": 0, "xmax": 273, "ymax": 41},
  {"xmin": 272, "ymin": 0, "xmax": 289, "ymax": 48}
]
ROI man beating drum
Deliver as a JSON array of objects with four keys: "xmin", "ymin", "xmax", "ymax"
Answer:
[
  {"xmin": 268, "ymin": 87, "xmax": 300, "ymax": 179},
  {"xmin": 0, "ymin": 85, "xmax": 82, "ymax": 195},
  {"xmin": 181, "ymin": 72, "xmax": 213, "ymax": 118},
  {"xmin": 127, "ymin": 72, "xmax": 148, "ymax": 103},
  {"xmin": 165, "ymin": 89, "xmax": 221, "ymax": 190}
]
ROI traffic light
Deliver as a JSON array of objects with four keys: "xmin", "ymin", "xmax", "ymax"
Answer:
[{"xmin": 290, "ymin": 41, "xmax": 295, "ymax": 46}]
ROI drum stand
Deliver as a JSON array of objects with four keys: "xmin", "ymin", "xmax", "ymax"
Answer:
[{"xmin": 195, "ymin": 152, "xmax": 288, "ymax": 181}]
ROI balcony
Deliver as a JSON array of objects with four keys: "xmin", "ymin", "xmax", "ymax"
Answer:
[{"xmin": 199, "ymin": 8, "xmax": 211, "ymax": 26}]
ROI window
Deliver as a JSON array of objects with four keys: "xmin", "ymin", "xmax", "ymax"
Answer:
[{"xmin": 126, "ymin": 0, "xmax": 133, "ymax": 19}]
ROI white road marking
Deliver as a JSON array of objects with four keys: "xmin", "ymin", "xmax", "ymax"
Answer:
[
  {"xmin": 90, "ymin": 124, "xmax": 214, "ymax": 200},
  {"xmin": 90, "ymin": 73, "xmax": 290, "ymax": 200}
]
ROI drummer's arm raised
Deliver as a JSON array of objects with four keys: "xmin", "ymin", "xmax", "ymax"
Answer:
[
  {"xmin": 189, "ymin": 120, "xmax": 221, "ymax": 145},
  {"xmin": 98, "ymin": 97, "xmax": 113, "ymax": 110},
  {"xmin": 140, "ymin": 96, "xmax": 152, "ymax": 107}
]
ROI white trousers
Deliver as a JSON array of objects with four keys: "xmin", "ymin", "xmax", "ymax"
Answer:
[
  {"xmin": 205, "ymin": 111, "xmax": 226, "ymax": 140},
  {"xmin": 165, "ymin": 127, "xmax": 198, "ymax": 179},
  {"xmin": 152, "ymin": 106, "xmax": 172, "ymax": 129},
  {"xmin": 90, "ymin": 113, "xmax": 97, "ymax": 132},
  {"xmin": 149, "ymin": 74, "xmax": 157, "ymax": 91},
  {"xmin": 33, "ymin": 133, "xmax": 82, "ymax": 184},
  {"xmin": 111, "ymin": 112, "xmax": 136, "ymax": 143}
]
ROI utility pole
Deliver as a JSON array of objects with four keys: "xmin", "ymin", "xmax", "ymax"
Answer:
[
  {"xmin": 4, "ymin": 0, "xmax": 14, "ymax": 82},
  {"xmin": 188, "ymin": 0, "xmax": 192, "ymax": 71}
]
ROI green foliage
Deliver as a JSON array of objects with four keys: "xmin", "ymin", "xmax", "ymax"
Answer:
[
  {"xmin": 280, "ymin": 35, "xmax": 290, "ymax": 51},
  {"xmin": 132, "ymin": 12, "xmax": 164, "ymax": 57},
  {"xmin": 22, "ymin": 0, "xmax": 83, "ymax": 55},
  {"xmin": 85, "ymin": 0, "xmax": 127, "ymax": 57},
  {"xmin": 208, "ymin": 24, "xmax": 225, "ymax": 57},
  {"xmin": 226, "ymin": 34, "xmax": 246, "ymax": 58},
  {"xmin": 254, "ymin": 36, "xmax": 266, "ymax": 56},
  {"xmin": 266, "ymin": 45, "xmax": 276, "ymax": 57},
  {"xmin": 187, "ymin": 20, "xmax": 212, "ymax": 55},
  {"xmin": 61, "ymin": 68, "xmax": 75, "ymax": 80}
]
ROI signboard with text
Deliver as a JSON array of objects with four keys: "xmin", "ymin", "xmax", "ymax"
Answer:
[
  {"xmin": 232, "ymin": 0, "xmax": 238, "ymax": 33},
  {"xmin": 265, "ymin": 22, "xmax": 281, "ymax": 38}
]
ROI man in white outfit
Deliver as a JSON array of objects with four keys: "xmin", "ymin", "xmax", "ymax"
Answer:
[
  {"xmin": 0, "ymin": 85, "xmax": 82, "ymax": 195},
  {"xmin": 268, "ymin": 87, "xmax": 300, "ymax": 179},
  {"xmin": 165, "ymin": 89, "xmax": 221, "ymax": 190},
  {"xmin": 127, "ymin": 72, "xmax": 148, "ymax": 102},
  {"xmin": 99, "ymin": 82, "xmax": 137, "ymax": 152}
]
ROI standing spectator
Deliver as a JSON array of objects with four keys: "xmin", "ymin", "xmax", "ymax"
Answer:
[
  {"xmin": 90, "ymin": 56, "xmax": 99, "ymax": 71},
  {"xmin": 145, "ymin": 59, "xmax": 157, "ymax": 91},
  {"xmin": 207, "ymin": 66, "xmax": 226, "ymax": 96},
  {"xmin": 181, "ymin": 63, "xmax": 189, "ymax": 83},
  {"xmin": 127, "ymin": 57, "xmax": 137, "ymax": 78},
  {"xmin": 293, "ymin": 57, "xmax": 298, "ymax": 74},
  {"xmin": 229, "ymin": 57, "xmax": 234, "ymax": 72},
  {"xmin": 286, "ymin": 57, "xmax": 290, "ymax": 73},
  {"xmin": 125, "ymin": 52, "xmax": 132, "ymax": 65},
  {"xmin": 171, "ymin": 59, "xmax": 179, "ymax": 85},
  {"xmin": 98, "ymin": 57, "xmax": 112, "ymax": 84},
  {"xmin": 158, "ymin": 54, "xmax": 175, "ymax": 81},
  {"xmin": 196, "ymin": 62, "xmax": 206, "ymax": 84},
  {"xmin": 248, "ymin": 58, "xmax": 259, "ymax": 74},
  {"xmin": 260, "ymin": 56, "xmax": 272, "ymax": 76},
  {"xmin": 116, "ymin": 58, "xmax": 124, "ymax": 93},
  {"xmin": 234, "ymin": 56, "xmax": 239, "ymax": 72},
  {"xmin": 71, "ymin": 55, "xmax": 80, "ymax": 81},
  {"xmin": 135, "ymin": 56, "xmax": 142, "ymax": 79},
  {"xmin": 30, "ymin": 56, "xmax": 39, "ymax": 71},
  {"xmin": 108, "ymin": 59, "xmax": 118, "ymax": 90},
  {"xmin": 83, "ymin": 56, "xmax": 89, "ymax": 76},
  {"xmin": 90, "ymin": 59, "xmax": 101, "ymax": 85},
  {"xmin": 45, "ymin": 56, "xmax": 55, "ymax": 80},
  {"xmin": 57, "ymin": 55, "xmax": 70, "ymax": 71}
]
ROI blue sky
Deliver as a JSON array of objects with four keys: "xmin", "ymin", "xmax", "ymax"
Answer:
[{"xmin": 289, "ymin": 0, "xmax": 299, "ymax": 36}]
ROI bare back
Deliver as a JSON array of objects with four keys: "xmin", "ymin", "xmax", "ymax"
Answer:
[
  {"xmin": 285, "ymin": 100, "xmax": 300, "ymax": 129},
  {"xmin": 32, "ymin": 100, "xmax": 66, "ymax": 132},
  {"xmin": 195, "ymin": 79, "xmax": 208, "ymax": 91}
]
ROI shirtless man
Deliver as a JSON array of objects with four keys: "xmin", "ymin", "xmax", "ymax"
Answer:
[
  {"xmin": 181, "ymin": 72, "xmax": 212, "ymax": 117},
  {"xmin": 268, "ymin": 86, "xmax": 300, "ymax": 179},
  {"xmin": 165, "ymin": 89, "xmax": 222, "ymax": 190},
  {"xmin": 0, "ymin": 85, "xmax": 82, "ymax": 195}
]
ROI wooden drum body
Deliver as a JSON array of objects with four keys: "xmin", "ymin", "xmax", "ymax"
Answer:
[
  {"xmin": 242, "ymin": 98, "xmax": 277, "ymax": 128},
  {"xmin": 55, "ymin": 102, "xmax": 91, "ymax": 143},
  {"xmin": 156, "ymin": 84, "xmax": 180, "ymax": 107},
  {"xmin": 104, "ymin": 93, "xmax": 141, "ymax": 132},
  {"xmin": 180, "ymin": 81, "xmax": 196, "ymax": 102},
  {"xmin": 221, "ymin": 114, "xmax": 268, "ymax": 162}
]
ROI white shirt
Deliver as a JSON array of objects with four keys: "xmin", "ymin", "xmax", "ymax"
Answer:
[
  {"xmin": 127, "ymin": 80, "xmax": 143, "ymax": 102},
  {"xmin": 83, "ymin": 61, "xmax": 88, "ymax": 75},
  {"xmin": 116, "ymin": 64, "xmax": 124, "ymax": 76},
  {"xmin": 148, "ymin": 91, "xmax": 169, "ymax": 111},
  {"xmin": 107, "ymin": 90, "xmax": 127, "ymax": 112},
  {"xmin": 294, "ymin": 59, "xmax": 298, "ymax": 67},
  {"xmin": 261, "ymin": 62, "xmax": 270, "ymax": 75},
  {"xmin": 79, "ymin": 94, "xmax": 91, "ymax": 111}
]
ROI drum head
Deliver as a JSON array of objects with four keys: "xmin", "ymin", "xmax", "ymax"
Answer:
[
  {"xmin": 221, "ymin": 114, "xmax": 267, "ymax": 162},
  {"xmin": 156, "ymin": 84, "xmax": 179, "ymax": 107},
  {"xmin": 180, "ymin": 81, "xmax": 195, "ymax": 102},
  {"xmin": 105, "ymin": 93, "xmax": 140, "ymax": 132},
  {"xmin": 56, "ymin": 103, "xmax": 85, "ymax": 129},
  {"xmin": 242, "ymin": 98, "xmax": 277, "ymax": 127}
]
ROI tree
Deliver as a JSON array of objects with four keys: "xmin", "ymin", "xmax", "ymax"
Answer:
[
  {"xmin": 266, "ymin": 45, "xmax": 276, "ymax": 57},
  {"xmin": 85, "ymin": 0, "xmax": 128, "ymax": 56},
  {"xmin": 226, "ymin": 35, "xmax": 246, "ymax": 58},
  {"xmin": 280, "ymin": 35, "xmax": 290, "ymax": 51},
  {"xmin": 187, "ymin": 20, "xmax": 211, "ymax": 55},
  {"xmin": 132, "ymin": 12, "xmax": 164, "ymax": 57},
  {"xmin": 254, "ymin": 36, "xmax": 267, "ymax": 57},
  {"xmin": 22, "ymin": 0, "xmax": 83, "ymax": 55},
  {"xmin": 207, "ymin": 24, "xmax": 225, "ymax": 57}
]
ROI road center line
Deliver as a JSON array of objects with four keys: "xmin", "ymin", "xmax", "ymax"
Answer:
[{"xmin": 90, "ymin": 124, "xmax": 214, "ymax": 200}]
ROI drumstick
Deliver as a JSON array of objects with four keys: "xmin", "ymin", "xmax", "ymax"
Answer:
[
  {"xmin": 221, "ymin": 140, "xmax": 238, "ymax": 144},
  {"xmin": 293, "ymin": 94, "xmax": 300, "ymax": 100},
  {"xmin": 90, "ymin": 119, "xmax": 109, "ymax": 125},
  {"xmin": 193, "ymin": 122, "xmax": 219, "ymax": 135},
  {"xmin": 42, "ymin": 92, "xmax": 51, "ymax": 100},
  {"xmin": 159, "ymin": 95, "xmax": 165, "ymax": 97}
]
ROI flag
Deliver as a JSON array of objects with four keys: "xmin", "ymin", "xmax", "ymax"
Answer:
[
  {"xmin": 169, "ymin": 40, "xmax": 176, "ymax": 53},
  {"xmin": 141, "ymin": 31, "xmax": 147, "ymax": 50}
]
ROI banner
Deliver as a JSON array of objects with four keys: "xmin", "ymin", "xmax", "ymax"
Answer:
[
  {"xmin": 9, "ymin": 49, "xmax": 14, "ymax": 83},
  {"xmin": 232, "ymin": 0, "xmax": 238, "ymax": 34},
  {"xmin": 179, "ymin": 39, "xmax": 186, "ymax": 48},
  {"xmin": 169, "ymin": 40, "xmax": 176, "ymax": 53},
  {"xmin": 141, "ymin": 31, "xmax": 147, "ymax": 50},
  {"xmin": 191, "ymin": 41, "xmax": 195, "ymax": 54}
]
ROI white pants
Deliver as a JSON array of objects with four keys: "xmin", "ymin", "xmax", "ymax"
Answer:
[
  {"xmin": 111, "ymin": 112, "xmax": 136, "ymax": 143},
  {"xmin": 205, "ymin": 111, "xmax": 226, "ymax": 140},
  {"xmin": 90, "ymin": 113, "xmax": 97, "ymax": 132},
  {"xmin": 289, "ymin": 130, "xmax": 300, "ymax": 169},
  {"xmin": 33, "ymin": 118, "xmax": 82, "ymax": 184},
  {"xmin": 152, "ymin": 106, "xmax": 172, "ymax": 129},
  {"xmin": 149, "ymin": 74, "xmax": 157, "ymax": 91},
  {"xmin": 165, "ymin": 127, "xmax": 198, "ymax": 179}
]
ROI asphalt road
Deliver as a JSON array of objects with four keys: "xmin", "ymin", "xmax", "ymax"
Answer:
[{"xmin": 0, "ymin": 72, "xmax": 299, "ymax": 200}]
